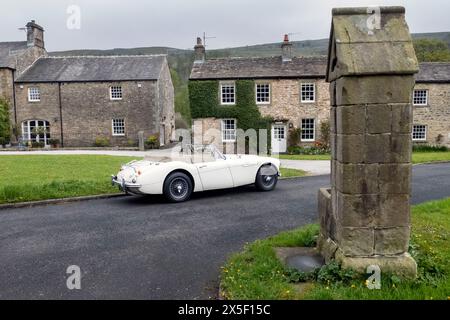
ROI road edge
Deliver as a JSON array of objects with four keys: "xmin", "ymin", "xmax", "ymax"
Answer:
[{"xmin": 0, "ymin": 193, "xmax": 127, "ymax": 211}]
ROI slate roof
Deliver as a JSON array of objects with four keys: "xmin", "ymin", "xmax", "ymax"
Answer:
[
  {"xmin": 0, "ymin": 41, "xmax": 28, "ymax": 69},
  {"xmin": 416, "ymin": 62, "xmax": 450, "ymax": 83},
  {"xmin": 15, "ymin": 55, "xmax": 167, "ymax": 83},
  {"xmin": 190, "ymin": 56, "xmax": 328, "ymax": 80},
  {"xmin": 190, "ymin": 55, "xmax": 450, "ymax": 84}
]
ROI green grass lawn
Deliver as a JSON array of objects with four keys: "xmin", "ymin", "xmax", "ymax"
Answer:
[
  {"xmin": 0, "ymin": 155, "xmax": 141, "ymax": 204},
  {"xmin": 0, "ymin": 155, "xmax": 306, "ymax": 204},
  {"xmin": 279, "ymin": 167, "xmax": 307, "ymax": 178},
  {"xmin": 279, "ymin": 151, "xmax": 450, "ymax": 164},
  {"xmin": 220, "ymin": 198, "xmax": 450, "ymax": 300}
]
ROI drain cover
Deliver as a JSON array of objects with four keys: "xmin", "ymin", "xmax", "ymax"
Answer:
[{"xmin": 285, "ymin": 254, "xmax": 325, "ymax": 273}]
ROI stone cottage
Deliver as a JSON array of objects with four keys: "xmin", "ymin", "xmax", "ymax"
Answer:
[
  {"xmin": 189, "ymin": 36, "xmax": 450, "ymax": 153},
  {"xmin": 0, "ymin": 20, "xmax": 175, "ymax": 147},
  {"xmin": 0, "ymin": 21, "xmax": 47, "ymax": 132},
  {"xmin": 189, "ymin": 35, "xmax": 330, "ymax": 153},
  {"xmin": 412, "ymin": 62, "xmax": 450, "ymax": 146}
]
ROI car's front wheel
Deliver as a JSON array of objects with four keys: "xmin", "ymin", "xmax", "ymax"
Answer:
[
  {"xmin": 255, "ymin": 164, "xmax": 278, "ymax": 191},
  {"xmin": 163, "ymin": 172, "xmax": 193, "ymax": 202}
]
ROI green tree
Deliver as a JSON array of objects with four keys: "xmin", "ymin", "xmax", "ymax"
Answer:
[
  {"xmin": 0, "ymin": 98, "xmax": 11, "ymax": 144},
  {"xmin": 170, "ymin": 68, "xmax": 191, "ymax": 125},
  {"xmin": 413, "ymin": 39, "xmax": 450, "ymax": 62}
]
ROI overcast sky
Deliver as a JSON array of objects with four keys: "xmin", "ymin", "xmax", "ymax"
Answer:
[{"xmin": 1, "ymin": 0, "xmax": 449, "ymax": 52}]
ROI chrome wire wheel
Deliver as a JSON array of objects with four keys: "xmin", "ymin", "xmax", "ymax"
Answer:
[
  {"xmin": 169, "ymin": 177, "xmax": 189, "ymax": 200},
  {"xmin": 261, "ymin": 174, "xmax": 275, "ymax": 188}
]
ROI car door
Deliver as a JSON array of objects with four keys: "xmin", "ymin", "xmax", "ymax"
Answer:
[
  {"xmin": 195, "ymin": 159, "xmax": 234, "ymax": 191},
  {"xmin": 227, "ymin": 156, "xmax": 259, "ymax": 187}
]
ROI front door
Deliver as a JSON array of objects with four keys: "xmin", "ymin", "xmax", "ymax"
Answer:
[{"xmin": 271, "ymin": 124, "xmax": 287, "ymax": 153}]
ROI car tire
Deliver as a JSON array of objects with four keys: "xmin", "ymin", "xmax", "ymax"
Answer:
[
  {"xmin": 163, "ymin": 172, "xmax": 193, "ymax": 202},
  {"xmin": 255, "ymin": 164, "xmax": 278, "ymax": 191}
]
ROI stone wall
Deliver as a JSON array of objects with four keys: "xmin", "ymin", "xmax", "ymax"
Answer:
[
  {"xmin": 15, "ymin": 80, "xmax": 162, "ymax": 147},
  {"xmin": 413, "ymin": 83, "xmax": 450, "ymax": 146}
]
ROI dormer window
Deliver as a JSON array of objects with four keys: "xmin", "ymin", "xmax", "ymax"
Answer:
[
  {"xmin": 110, "ymin": 86, "xmax": 123, "ymax": 100},
  {"xmin": 28, "ymin": 87, "xmax": 40, "ymax": 102}
]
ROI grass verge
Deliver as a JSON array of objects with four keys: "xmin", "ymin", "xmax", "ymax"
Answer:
[
  {"xmin": 0, "ymin": 155, "xmax": 141, "ymax": 204},
  {"xmin": 279, "ymin": 167, "xmax": 307, "ymax": 178},
  {"xmin": 278, "ymin": 151, "xmax": 450, "ymax": 164},
  {"xmin": 220, "ymin": 198, "xmax": 450, "ymax": 300}
]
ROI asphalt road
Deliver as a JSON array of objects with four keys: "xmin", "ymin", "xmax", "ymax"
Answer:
[{"xmin": 1, "ymin": 163, "xmax": 449, "ymax": 299}]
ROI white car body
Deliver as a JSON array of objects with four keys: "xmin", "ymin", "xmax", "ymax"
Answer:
[{"xmin": 112, "ymin": 145, "xmax": 281, "ymax": 196}]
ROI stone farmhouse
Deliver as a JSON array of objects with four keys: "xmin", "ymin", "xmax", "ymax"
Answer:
[
  {"xmin": 0, "ymin": 21, "xmax": 175, "ymax": 148},
  {"xmin": 189, "ymin": 36, "xmax": 450, "ymax": 153}
]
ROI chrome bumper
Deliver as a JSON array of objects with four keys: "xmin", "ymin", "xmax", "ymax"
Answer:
[{"xmin": 111, "ymin": 175, "xmax": 142, "ymax": 193}]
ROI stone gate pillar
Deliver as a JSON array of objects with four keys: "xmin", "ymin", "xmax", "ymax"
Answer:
[{"xmin": 318, "ymin": 6, "xmax": 419, "ymax": 278}]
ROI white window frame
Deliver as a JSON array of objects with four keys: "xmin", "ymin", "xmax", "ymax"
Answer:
[
  {"xmin": 28, "ymin": 87, "xmax": 40, "ymax": 102},
  {"xmin": 301, "ymin": 118, "xmax": 315, "ymax": 142},
  {"xmin": 220, "ymin": 82, "xmax": 236, "ymax": 105},
  {"xmin": 413, "ymin": 89, "xmax": 428, "ymax": 106},
  {"xmin": 110, "ymin": 86, "xmax": 123, "ymax": 100},
  {"xmin": 112, "ymin": 118, "xmax": 125, "ymax": 136},
  {"xmin": 255, "ymin": 83, "xmax": 271, "ymax": 105},
  {"xmin": 300, "ymin": 83, "xmax": 316, "ymax": 103},
  {"xmin": 21, "ymin": 120, "xmax": 50, "ymax": 145},
  {"xmin": 221, "ymin": 119, "xmax": 237, "ymax": 143},
  {"xmin": 412, "ymin": 124, "xmax": 427, "ymax": 141}
]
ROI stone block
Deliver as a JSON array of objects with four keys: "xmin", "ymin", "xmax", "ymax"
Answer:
[
  {"xmin": 318, "ymin": 188, "xmax": 333, "ymax": 237},
  {"xmin": 330, "ymin": 107, "xmax": 337, "ymax": 134},
  {"xmin": 335, "ymin": 250, "xmax": 417, "ymax": 279},
  {"xmin": 378, "ymin": 164, "xmax": 411, "ymax": 194},
  {"xmin": 336, "ymin": 105, "xmax": 366, "ymax": 134},
  {"xmin": 374, "ymin": 227, "xmax": 410, "ymax": 255},
  {"xmin": 336, "ymin": 192, "xmax": 378, "ymax": 227},
  {"xmin": 365, "ymin": 134, "xmax": 391, "ymax": 163},
  {"xmin": 389, "ymin": 134, "xmax": 412, "ymax": 163},
  {"xmin": 330, "ymin": 134, "xmax": 337, "ymax": 160},
  {"xmin": 391, "ymin": 104, "xmax": 412, "ymax": 134},
  {"xmin": 336, "ymin": 134, "xmax": 365, "ymax": 163},
  {"xmin": 366, "ymin": 104, "xmax": 392, "ymax": 134},
  {"xmin": 335, "ymin": 76, "xmax": 415, "ymax": 105},
  {"xmin": 336, "ymin": 162, "xmax": 379, "ymax": 194},
  {"xmin": 375, "ymin": 194, "xmax": 410, "ymax": 228},
  {"xmin": 338, "ymin": 226, "xmax": 374, "ymax": 256},
  {"xmin": 330, "ymin": 81, "xmax": 337, "ymax": 106}
]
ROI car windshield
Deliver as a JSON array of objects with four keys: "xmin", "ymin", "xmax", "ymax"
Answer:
[{"xmin": 181, "ymin": 144, "xmax": 226, "ymax": 161}]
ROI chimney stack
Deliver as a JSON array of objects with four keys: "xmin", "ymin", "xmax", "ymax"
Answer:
[
  {"xmin": 194, "ymin": 37, "xmax": 205, "ymax": 63},
  {"xmin": 26, "ymin": 20, "xmax": 45, "ymax": 48},
  {"xmin": 281, "ymin": 34, "xmax": 292, "ymax": 62}
]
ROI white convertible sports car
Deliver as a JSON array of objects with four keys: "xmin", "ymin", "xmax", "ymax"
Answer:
[{"xmin": 112, "ymin": 144, "xmax": 281, "ymax": 202}]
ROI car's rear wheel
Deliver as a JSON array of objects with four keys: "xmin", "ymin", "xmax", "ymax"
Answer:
[
  {"xmin": 163, "ymin": 172, "xmax": 193, "ymax": 202},
  {"xmin": 255, "ymin": 164, "xmax": 278, "ymax": 191}
]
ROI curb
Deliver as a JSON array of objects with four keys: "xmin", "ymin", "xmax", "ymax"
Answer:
[{"xmin": 0, "ymin": 193, "xmax": 127, "ymax": 211}]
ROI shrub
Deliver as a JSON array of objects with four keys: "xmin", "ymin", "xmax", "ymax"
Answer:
[
  {"xmin": 48, "ymin": 139, "xmax": 60, "ymax": 147},
  {"xmin": 0, "ymin": 98, "xmax": 11, "ymax": 144},
  {"xmin": 287, "ymin": 145, "xmax": 330, "ymax": 155},
  {"xmin": 93, "ymin": 137, "xmax": 110, "ymax": 147},
  {"xmin": 145, "ymin": 135, "xmax": 159, "ymax": 149},
  {"xmin": 412, "ymin": 144, "xmax": 448, "ymax": 152},
  {"xmin": 0, "ymin": 137, "xmax": 6, "ymax": 147},
  {"xmin": 31, "ymin": 141, "xmax": 45, "ymax": 148},
  {"xmin": 319, "ymin": 120, "xmax": 331, "ymax": 149},
  {"xmin": 288, "ymin": 128, "xmax": 301, "ymax": 147}
]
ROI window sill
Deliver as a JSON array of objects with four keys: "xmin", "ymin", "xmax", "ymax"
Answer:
[
  {"xmin": 220, "ymin": 103, "xmax": 236, "ymax": 106},
  {"xmin": 112, "ymin": 134, "xmax": 126, "ymax": 137},
  {"xmin": 300, "ymin": 101, "xmax": 316, "ymax": 104}
]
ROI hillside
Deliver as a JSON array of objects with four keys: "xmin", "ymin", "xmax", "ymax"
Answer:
[{"xmin": 50, "ymin": 32, "xmax": 450, "ymax": 123}]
